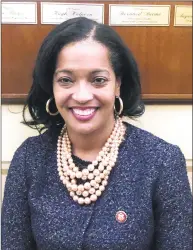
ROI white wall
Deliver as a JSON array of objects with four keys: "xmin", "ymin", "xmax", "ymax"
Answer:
[{"xmin": 2, "ymin": 104, "xmax": 192, "ymax": 198}]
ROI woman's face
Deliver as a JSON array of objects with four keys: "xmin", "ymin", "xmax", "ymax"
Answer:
[{"xmin": 53, "ymin": 39, "xmax": 120, "ymax": 135}]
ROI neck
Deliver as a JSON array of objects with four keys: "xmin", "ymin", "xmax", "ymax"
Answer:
[{"xmin": 66, "ymin": 118, "xmax": 116, "ymax": 161}]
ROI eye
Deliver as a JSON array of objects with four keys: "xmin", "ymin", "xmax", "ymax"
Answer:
[
  {"xmin": 57, "ymin": 77, "xmax": 73, "ymax": 85},
  {"xmin": 93, "ymin": 77, "xmax": 107, "ymax": 85}
]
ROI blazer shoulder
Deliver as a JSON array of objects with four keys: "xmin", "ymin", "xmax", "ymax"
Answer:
[{"xmin": 125, "ymin": 122, "xmax": 182, "ymax": 159}]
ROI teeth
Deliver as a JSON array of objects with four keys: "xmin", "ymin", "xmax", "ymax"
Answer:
[{"xmin": 73, "ymin": 108, "xmax": 96, "ymax": 116}]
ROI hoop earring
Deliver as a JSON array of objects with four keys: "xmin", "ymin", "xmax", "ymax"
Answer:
[
  {"xmin": 46, "ymin": 98, "xmax": 59, "ymax": 116},
  {"xmin": 114, "ymin": 96, "xmax": 123, "ymax": 116}
]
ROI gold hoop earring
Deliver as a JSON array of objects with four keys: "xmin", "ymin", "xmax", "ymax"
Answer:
[
  {"xmin": 46, "ymin": 98, "xmax": 59, "ymax": 116},
  {"xmin": 114, "ymin": 96, "xmax": 123, "ymax": 116}
]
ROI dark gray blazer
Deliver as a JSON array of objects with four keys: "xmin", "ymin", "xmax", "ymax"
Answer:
[{"xmin": 2, "ymin": 123, "xmax": 192, "ymax": 249}]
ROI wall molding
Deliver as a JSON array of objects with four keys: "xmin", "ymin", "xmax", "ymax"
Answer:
[{"xmin": 1, "ymin": 160, "xmax": 192, "ymax": 175}]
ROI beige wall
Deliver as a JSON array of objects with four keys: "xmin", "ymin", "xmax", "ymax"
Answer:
[{"xmin": 2, "ymin": 104, "xmax": 192, "ymax": 199}]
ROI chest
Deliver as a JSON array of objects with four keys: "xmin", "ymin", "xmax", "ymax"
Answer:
[{"xmin": 28, "ymin": 159, "xmax": 155, "ymax": 250}]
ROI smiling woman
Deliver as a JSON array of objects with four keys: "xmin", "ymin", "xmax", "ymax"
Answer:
[
  {"xmin": 53, "ymin": 39, "xmax": 121, "ymax": 141},
  {"xmin": 1, "ymin": 17, "xmax": 192, "ymax": 250}
]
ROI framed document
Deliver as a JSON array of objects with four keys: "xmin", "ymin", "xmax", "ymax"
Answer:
[
  {"xmin": 109, "ymin": 5, "xmax": 170, "ymax": 26},
  {"xmin": 41, "ymin": 2, "xmax": 104, "ymax": 24},
  {"xmin": 174, "ymin": 5, "xmax": 192, "ymax": 26},
  {"xmin": 2, "ymin": 2, "xmax": 37, "ymax": 24}
]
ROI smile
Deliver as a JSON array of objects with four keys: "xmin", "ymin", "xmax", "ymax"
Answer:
[{"xmin": 71, "ymin": 108, "xmax": 98, "ymax": 121}]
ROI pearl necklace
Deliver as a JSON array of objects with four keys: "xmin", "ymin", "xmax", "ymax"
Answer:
[{"xmin": 57, "ymin": 117, "xmax": 126, "ymax": 205}]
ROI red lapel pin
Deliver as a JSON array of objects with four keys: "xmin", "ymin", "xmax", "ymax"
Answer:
[{"xmin": 115, "ymin": 210, "xmax": 128, "ymax": 223}]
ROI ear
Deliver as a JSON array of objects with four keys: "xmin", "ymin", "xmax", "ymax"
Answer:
[{"xmin": 115, "ymin": 77, "xmax": 121, "ymax": 96}]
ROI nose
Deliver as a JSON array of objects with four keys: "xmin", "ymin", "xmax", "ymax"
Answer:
[{"xmin": 72, "ymin": 83, "xmax": 93, "ymax": 104}]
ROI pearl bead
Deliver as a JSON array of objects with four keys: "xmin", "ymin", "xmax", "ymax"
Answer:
[
  {"xmin": 99, "ymin": 151, "xmax": 104, "ymax": 157},
  {"xmin": 63, "ymin": 166, "xmax": 68, "ymax": 171},
  {"xmin": 73, "ymin": 195, "xmax": 78, "ymax": 201},
  {"xmin": 96, "ymin": 156, "xmax": 102, "ymax": 161},
  {"xmin": 90, "ymin": 194, "xmax": 97, "ymax": 201},
  {"xmin": 103, "ymin": 160, "xmax": 108, "ymax": 166},
  {"xmin": 98, "ymin": 164, "xmax": 104, "ymax": 171},
  {"xmin": 102, "ymin": 180, "xmax": 108, "ymax": 186},
  {"xmin": 109, "ymin": 161, "xmax": 115, "ymax": 166},
  {"xmin": 67, "ymin": 170, "xmax": 71, "ymax": 176},
  {"xmin": 71, "ymin": 184, "xmax": 78, "ymax": 191},
  {"xmin": 96, "ymin": 190, "xmax": 102, "ymax": 196},
  {"xmin": 68, "ymin": 158, "xmax": 73, "ymax": 164},
  {"xmin": 88, "ymin": 173, "xmax": 94, "ymax": 180},
  {"xmin": 82, "ymin": 175, "xmax": 87, "ymax": 180},
  {"xmin": 90, "ymin": 180, "xmax": 96, "ymax": 186},
  {"xmin": 60, "ymin": 176, "xmax": 65, "ymax": 181},
  {"xmin": 59, "ymin": 171, "xmax": 63, "ymax": 176},
  {"xmin": 73, "ymin": 167, "xmax": 79, "ymax": 172},
  {"xmin": 93, "ymin": 169, "xmax": 100, "ymax": 176},
  {"xmin": 107, "ymin": 138, "xmax": 112, "ymax": 143},
  {"xmin": 88, "ymin": 164, "xmax": 94, "ymax": 171},
  {"xmin": 66, "ymin": 183, "xmax": 71, "ymax": 189},
  {"xmin": 99, "ymin": 185, "xmax": 105, "ymax": 191},
  {"xmin": 62, "ymin": 179, "xmax": 67, "ymax": 185},
  {"xmin": 84, "ymin": 182, "xmax": 91, "ymax": 190},
  {"xmin": 76, "ymin": 171, "xmax": 82, "ymax": 179},
  {"xmin": 100, "ymin": 173, "xmax": 105, "ymax": 179},
  {"xmin": 70, "ymin": 172, "xmax": 76, "ymax": 179},
  {"xmin": 78, "ymin": 184, "xmax": 84, "ymax": 192},
  {"xmin": 84, "ymin": 197, "xmax": 91, "ymax": 204},
  {"xmin": 109, "ymin": 162, "xmax": 114, "ymax": 167},
  {"xmin": 69, "ymin": 163, "xmax": 75, "ymax": 169},
  {"xmin": 95, "ymin": 176, "xmax": 101, "ymax": 183},
  {"xmin": 76, "ymin": 190, "xmax": 82, "ymax": 195},
  {"xmin": 93, "ymin": 160, "xmax": 98, "ymax": 166},
  {"xmin": 95, "ymin": 183, "xmax": 99, "ymax": 189},
  {"xmin": 102, "ymin": 170, "xmax": 107, "ymax": 176},
  {"xmin": 78, "ymin": 197, "xmax": 84, "ymax": 204},
  {"xmin": 107, "ymin": 166, "xmax": 112, "ymax": 171},
  {"xmin": 70, "ymin": 191, "xmax": 74, "ymax": 197},
  {"xmin": 82, "ymin": 190, "xmax": 89, "ymax": 197},
  {"xmin": 82, "ymin": 169, "xmax": 89, "ymax": 176},
  {"xmin": 89, "ymin": 188, "xmax": 95, "ymax": 194}
]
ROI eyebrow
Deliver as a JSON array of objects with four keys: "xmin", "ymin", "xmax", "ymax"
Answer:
[{"xmin": 54, "ymin": 69, "xmax": 110, "ymax": 76}]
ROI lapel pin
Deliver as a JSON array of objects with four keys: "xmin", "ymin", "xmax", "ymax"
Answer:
[{"xmin": 115, "ymin": 210, "xmax": 127, "ymax": 223}]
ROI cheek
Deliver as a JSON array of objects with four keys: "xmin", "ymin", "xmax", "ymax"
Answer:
[
  {"xmin": 53, "ymin": 87, "xmax": 69, "ymax": 108},
  {"xmin": 98, "ymin": 93, "xmax": 115, "ymax": 108}
]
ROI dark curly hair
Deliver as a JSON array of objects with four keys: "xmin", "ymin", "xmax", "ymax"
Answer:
[{"xmin": 23, "ymin": 17, "xmax": 145, "ymax": 132}]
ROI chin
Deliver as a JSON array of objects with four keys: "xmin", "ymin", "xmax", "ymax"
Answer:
[
  {"xmin": 76, "ymin": 124, "xmax": 98, "ymax": 135},
  {"xmin": 67, "ymin": 121, "xmax": 99, "ymax": 136}
]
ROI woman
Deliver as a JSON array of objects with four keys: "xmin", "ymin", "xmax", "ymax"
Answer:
[{"xmin": 2, "ymin": 17, "xmax": 192, "ymax": 250}]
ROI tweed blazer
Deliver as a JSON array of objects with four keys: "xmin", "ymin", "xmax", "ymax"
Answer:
[{"xmin": 2, "ymin": 123, "xmax": 192, "ymax": 250}]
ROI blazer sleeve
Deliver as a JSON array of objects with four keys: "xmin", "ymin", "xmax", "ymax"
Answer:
[
  {"xmin": 152, "ymin": 145, "xmax": 192, "ymax": 249},
  {"xmin": 1, "ymin": 139, "xmax": 37, "ymax": 250}
]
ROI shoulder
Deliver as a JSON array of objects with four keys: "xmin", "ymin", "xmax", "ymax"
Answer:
[
  {"xmin": 124, "ymin": 122, "xmax": 184, "ymax": 163},
  {"xmin": 12, "ymin": 129, "xmax": 57, "ymax": 161}
]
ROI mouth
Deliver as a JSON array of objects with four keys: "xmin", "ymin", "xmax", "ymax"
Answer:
[{"xmin": 70, "ymin": 107, "xmax": 98, "ymax": 121}]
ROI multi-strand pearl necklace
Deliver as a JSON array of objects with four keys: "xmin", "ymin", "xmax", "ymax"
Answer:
[{"xmin": 57, "ymin": 117, "xmax": 126, "ymax": 205}]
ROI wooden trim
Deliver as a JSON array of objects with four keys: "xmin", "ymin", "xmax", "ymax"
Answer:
[
  {"xmin": 142, "ymin": 94, "xmax": 192, "ymax": 103},
  {"xmin": 2, "ymin": 94, "xmax": 27, "ymax": 104},
  {"xmin": 1, "ymin": 169, "xmax": 8, "ymax": 175},
  {"xmin": 1, "ymin": 166, "xmax": 192, "ymax": 175}
]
